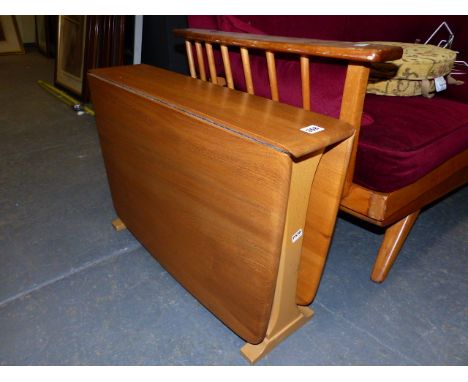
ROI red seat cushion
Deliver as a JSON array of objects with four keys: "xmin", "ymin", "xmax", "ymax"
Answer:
[{"xmin": 357, "ymin": 95, "xmax": 468, "ymax": 192}]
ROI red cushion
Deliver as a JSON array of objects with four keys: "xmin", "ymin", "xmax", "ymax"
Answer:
[
  {"xmin": 357, "ymin": 95, "xmax": 468, "ymax": 192},
  {"xmin": 187, "ymin": 15, "xmax": 218, "ymax": 30},
  {"xmin": 213, "ymin": 16, "xmax": 375, "ymax": 126}
]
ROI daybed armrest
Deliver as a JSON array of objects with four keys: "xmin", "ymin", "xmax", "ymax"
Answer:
[{"xmin": 173, "ymin": 28, "xmax": 402, "ymax": 63}]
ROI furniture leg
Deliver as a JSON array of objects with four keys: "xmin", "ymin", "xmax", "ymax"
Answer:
[
  {"xmin": 240, "ymin": 152, "xmax": 321, "ymax": 364},
  {"xmin": 371, "ymin": 210, "xmax": 420, "ymax": 283},
  {"xmin": 111, "ymin": 218, "xmax": 126, "ymax": 231},
  {"xmin": 296, "ymin": 137, "xmax": 355, "ymax": 306}
]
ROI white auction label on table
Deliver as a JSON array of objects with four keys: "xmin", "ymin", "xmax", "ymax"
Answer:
[{"xmin": 300, "ymin": 125, "xmax": 325, "ymax": 134}]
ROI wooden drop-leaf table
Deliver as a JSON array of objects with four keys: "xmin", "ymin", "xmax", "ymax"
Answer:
[{"xmin": 88, "ymin": 64, "xmax": 354, "ymax": 363}]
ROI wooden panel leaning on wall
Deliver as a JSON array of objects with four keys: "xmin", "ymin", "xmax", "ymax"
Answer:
[{"xmin": 88, "ymin": 64, "xmax": 354, "ymax": 363}]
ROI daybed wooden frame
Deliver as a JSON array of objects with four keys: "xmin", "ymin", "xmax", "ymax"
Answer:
[{"xmin": 174, "ymin": 28, "xmax": 468, "ymax": 302}]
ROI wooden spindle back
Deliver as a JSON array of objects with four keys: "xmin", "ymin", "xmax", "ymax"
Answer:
[
  {"xmin": 177, "ymin": 28, "xmax": 402, "ymax": 189},
  {"xmin": 184, "ymin": 39, "xmax": 308, "ymax": 107}
]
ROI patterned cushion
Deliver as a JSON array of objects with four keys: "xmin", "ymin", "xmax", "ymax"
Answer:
[
  {"xmin": 366, "ymin": 42, "xmax": 457, "ymax": 97},
  {"xmin": 367, "ymin": 77, "xmax": 436, "ymax": 97}
]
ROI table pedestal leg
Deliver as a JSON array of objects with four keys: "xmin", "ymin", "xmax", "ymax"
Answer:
[
  {"xmin": 112, "ymin": 218, "xmax": 126, "ymax": 231},
  {"xmin": 241, "ymin": 152, "xmax": 322, "ymax": 364}
]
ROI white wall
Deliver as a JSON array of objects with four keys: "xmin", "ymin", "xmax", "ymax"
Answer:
[{"xmin": 133, "ymin": 15, "xmax": 143, "ymax": 64}]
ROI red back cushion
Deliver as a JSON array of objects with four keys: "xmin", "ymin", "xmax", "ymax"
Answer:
[{"xmin": 214, "ymin": 15, "xmax": 374, "ymax": 125}]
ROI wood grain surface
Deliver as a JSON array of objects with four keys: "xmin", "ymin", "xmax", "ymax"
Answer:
[
  {"xmin": 89, "ymin": 75, "xmax": 289, "ymax": 344},
  {"xmin": 89, "ymin": 64, "xmax": 353, "ymax": 159},
  {"xmin": 88, "ymin": 65, "xmax": 354, "ymax": 343},
  {"xmin": 174, "ymin": 28, "xmax": 403, "ymax": 63}
]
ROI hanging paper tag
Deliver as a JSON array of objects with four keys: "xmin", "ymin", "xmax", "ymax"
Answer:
[{"xmin": 434, "ymin": 76, "xmax": 447, "ymax": 92}]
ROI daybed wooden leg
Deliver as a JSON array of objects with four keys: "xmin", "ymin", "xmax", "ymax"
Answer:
[
  {"xmin": 371, "ymin": 210, "xmax": 420, "ymax": 283},
  {"xmin": 111, "ymin": 218, "xmax": 126, "ymax": 231}
]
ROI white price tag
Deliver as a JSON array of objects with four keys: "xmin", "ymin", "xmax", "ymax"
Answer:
[
  {"xmin": 291, "ymin": 229, "xmax": 303, "ymax": 243},
  {"xmin": 300, "ymin": 125, "xmax": 325, "ymax": 135},
  {"xmin": 434, "ymin": 76, "xmax": 447, "ymax": 92}
]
